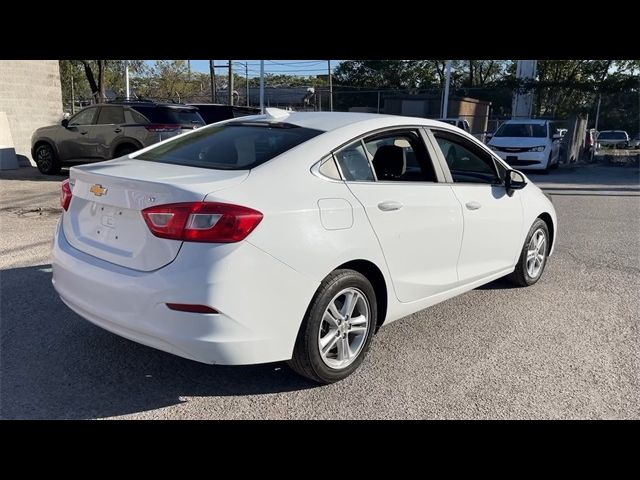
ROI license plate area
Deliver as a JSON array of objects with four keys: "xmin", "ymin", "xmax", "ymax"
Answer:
[{"xmin": 69, "ymin": 198, "xmax": 147, "ymax": 256}]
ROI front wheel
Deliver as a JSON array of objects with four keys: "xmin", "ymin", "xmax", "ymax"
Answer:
[
  {"xmin": 507, "ymin": 219, "xmax": 550, "ymax": 287},
  {"xmin": 288, "ymin": 269, "xmax": 377, "ymax": 384},
  {"xmin": 34, "ymin": 143, "xmax": 60, "ymax": 175}
]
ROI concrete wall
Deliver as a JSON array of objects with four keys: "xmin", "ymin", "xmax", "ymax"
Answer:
[{"xmin": 0, "ymin": 60, "xmax": 63, "ymax": 165}]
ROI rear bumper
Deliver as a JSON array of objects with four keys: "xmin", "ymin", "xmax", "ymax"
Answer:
[{"xmin": 51, "ymin": 219, "xmax": 319, "ymax": 365}]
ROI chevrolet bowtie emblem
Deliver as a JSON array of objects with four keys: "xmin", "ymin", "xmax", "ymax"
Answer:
[{"xmin": 90, "ymin": 184, "xmax": 108, "ymax": 197}]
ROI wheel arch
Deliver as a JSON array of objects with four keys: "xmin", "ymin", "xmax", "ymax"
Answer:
[
  {"xmin": 112, "ymin": 138, "xmax": 144, "ymax": 158},
  {"xmin": 334, "ymin": 259, "xmax": 388, "ymax": 332},
  {"xmin": 32, "ymin": 138, "xmax": 59, "ymax": 160},
  {"xmin": 537, "ymin": 212, "xmax": 555, "ymax": 252}
]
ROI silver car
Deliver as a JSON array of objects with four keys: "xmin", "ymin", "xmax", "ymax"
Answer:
[
  {"xmin": 31, "ymin": 101, "xmax": 205, "ymax": 174},
  {"xmin": 596, "ymin": 130, "xmax": 629, "ymax": 149}
]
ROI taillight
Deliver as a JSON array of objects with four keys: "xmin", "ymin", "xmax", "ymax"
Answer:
[
  {"xmin": 60, "ymin": 179, "xmax": 72, "ymax": 211},
  {"xmin": 142, "ymin": 202, "xmax": 263, "ymax": 243},
  {"xmin": 145, "ymin": 124, "xmax": 181, "ymax": 132}
]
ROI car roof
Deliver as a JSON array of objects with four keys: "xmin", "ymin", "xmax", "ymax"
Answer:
[
  {"xmin": 228, "ymin": 111, "xmax": 446, "ymax": 132},
  {"xmin": 501, "ymin": 118, "xmax": 549, "ymax": 125},
  {"xmin": 108, "ymin": 101, "xmax": 197, "ymax": 110}
]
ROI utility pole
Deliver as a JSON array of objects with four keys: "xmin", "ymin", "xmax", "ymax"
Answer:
[
  {"xmin": 125, "ymin": 60, "xmax": 130, "ymax": 100},
  {"xmin": 246, "ymin": 62, "xmax": 249, "ymax": 106},
  {"xmin": 328, "ymin": 60, "xmax": 333, "ymax": 112},
  {"xmin": 442, "ymin": 60, "xmax": 452, "ymax": 118},
  {"xmin": 228, "ymin": 60, "xmax": 234, "ymax": 106},
  {"xmin": 259, "ymin": 60, "xmax": 265, "ymax": 114},
  {"xmin": 594, "ymin": 94, "xmax": 602, "ymax": 132},
  {"xmin": 188, "ymin": 60, "xmax": 191, "ymax": 81},
  {"xmin": 209, "ymin": 60, "xmax": 216, "ymax": 103},
  {"xmin": 71, "ymin": 76, "xmax": 75, "ymax": 114}
]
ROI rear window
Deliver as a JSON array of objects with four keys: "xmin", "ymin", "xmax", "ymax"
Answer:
[
  {"xmin": 495, "ymin": 123, "xmax": 546, "ymax": 138},
  {"xmin": 132, "ymin": 106, "xmax": 205, "ymax": 126},
  {"xmin": 136, "ymin": 123, "xmax": 323, "ymax": 170}
]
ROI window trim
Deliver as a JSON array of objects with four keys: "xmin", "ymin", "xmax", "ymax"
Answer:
[
  {"xmin": 68, "ymin": 107, "xmax": 98, "ymax": 126},
  {"xmin": 427, "ymin": 127, "xmax": 507, "ymax": 186},
  {"xmin": 329, "ymin": 125, "xmax": 447, "ymax": 184}
]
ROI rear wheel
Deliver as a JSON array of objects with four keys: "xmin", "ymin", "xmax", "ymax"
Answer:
[
  {"xmin": 288, "ymin": 269, "xmax": 377, "ymax": 384},
  {"xmin": 114, "ymin": 144, "xmax": 137, "ymax": 158},
  {"xmin": 34, "ymin": 143, "xmax": 61, "ymax": 175},
  {"xmin": 507, "ymin": 218, "xmax": 550, "ymax": 287}
]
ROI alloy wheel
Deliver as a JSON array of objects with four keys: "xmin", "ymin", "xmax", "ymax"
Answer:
[
  {"xmin": 318, "ymin": 287, "xmax": 370, "ymax": 369},
  {"xmin": 526, "ymin": 228, "xmax": 546, "ymax": 278}
]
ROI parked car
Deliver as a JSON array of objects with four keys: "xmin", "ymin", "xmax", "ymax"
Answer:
[
  {"xmin": 585, "ymin": 128, "xmax": 598, "ymax": 157},
  {"xmin": 188, "ymin": 103, "xmax": 261, "ymax": 125},
  {"xmin": 486, "ymin": 119, "xmax": 561, "ymax": 173},
  {"xmin": 627, "ymin": 133, "xmax": 640, "ymax": 149},
  {"xmin": 436, "ymin": 118, "xmax": 471, "ymax": 133},
  {"xmin": 31, "ymin": 100, "xmax": 206, "ymax": 174},
  {"xmin": 596, "ymin": 130, "xmax": 629, "ymax": 149},
  {"xmin": 51, "ymin": 109, "xmax": 557, "ymax": 384}
]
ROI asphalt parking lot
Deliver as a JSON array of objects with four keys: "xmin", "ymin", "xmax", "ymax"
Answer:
[{"xmin": 1, "ymin": 163, "xmax": 638, "ymax": 419}]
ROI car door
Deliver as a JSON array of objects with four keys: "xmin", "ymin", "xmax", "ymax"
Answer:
[
  {"xmin": 57, "ymin": 107, "xmax": 98, "ymax": 160},
  {"xmin": 336, "ymin": 128, "xmax": 463, "ymax": 303},
  {"xmin": 93, "ymin": 106, "xmax": 126, "ymax": 160},
  {"xmin": 428, "ymin": 128, "xmax": 523, "ymax": 284}
]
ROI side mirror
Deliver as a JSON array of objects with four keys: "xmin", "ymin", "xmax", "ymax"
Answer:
[
  {"xmin": 61, "ymin": 118, "xmax": 69, "ymax": 128},
  {"xmin": 505, "ymin": 169, "xmax": 527, "ymax": 195}
]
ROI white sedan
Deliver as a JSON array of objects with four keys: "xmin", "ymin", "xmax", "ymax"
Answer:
[{"xmin": 51, "ymin": 110, "xmax": 557, "ymax": 383}]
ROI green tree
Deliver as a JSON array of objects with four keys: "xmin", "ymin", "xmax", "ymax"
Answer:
[{"xmin": 59, "ymin": 60, "xmax": 145, "ymax": 107}]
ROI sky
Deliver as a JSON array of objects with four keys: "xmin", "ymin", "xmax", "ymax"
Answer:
[{"xmin": 163, "ymin": 60, "xmax": 342, "ymax": 77}]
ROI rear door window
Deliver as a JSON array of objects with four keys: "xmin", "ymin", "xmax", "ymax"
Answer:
[
  {"xmin": 136, "ymin": 123, "xmax": 323, "ymax": 170},
  {"xmin": 334, "ymin": 142, "xmax": 375, "ymax": 181},
  {"xmin": 96, "ymin": 106, "xmax": 125, "ymax": 125}
]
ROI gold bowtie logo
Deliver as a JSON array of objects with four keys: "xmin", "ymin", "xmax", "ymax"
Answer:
[{"xmin": 90, "ymin": 184, "xmax": 108, "ymax": 197}]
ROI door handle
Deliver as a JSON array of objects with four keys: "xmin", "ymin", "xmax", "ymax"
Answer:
[
  {"xmin": 465, "ymin": 201, "xmax": 482, "ymax": 210},
  {"xmin": 114, "ymin": 128, "xmax": 122, "ymax": 133},
  {"xmin": 378, "ymin": 201, "xmax": 403, "ymax": 212}
]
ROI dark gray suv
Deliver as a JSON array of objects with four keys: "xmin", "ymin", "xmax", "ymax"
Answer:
[{"xmin": 31, "ymin": 101, "xmax": 205, "ymax": 174}]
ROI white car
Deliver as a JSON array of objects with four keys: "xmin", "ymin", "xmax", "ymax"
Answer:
[
  {"xmin": 51, "ymin": 110, "xmax": 557, "ymax": 384},
  {"xmin": 487, "ymin": 119, "xmax": 561, "ymax": 173}
]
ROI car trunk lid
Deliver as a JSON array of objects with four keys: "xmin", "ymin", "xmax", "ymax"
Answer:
[{"xmin": 62, "ymin": 159, "xmax": 248, "ymax": 271}]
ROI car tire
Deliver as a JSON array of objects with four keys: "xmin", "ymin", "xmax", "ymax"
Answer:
[
  {"xmin": 34, "ymin": 143, "xmax": 61, "ymax": 175},
  {"xmin": 507, "ymin": 218, "xmax": 550, "ymax": 287},
  {"xmin": 288, "ymin": 269, "xmax": 377, "ymax": 384}
]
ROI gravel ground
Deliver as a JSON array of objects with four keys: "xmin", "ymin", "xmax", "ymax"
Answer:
[{"xmin": 0, "ymin": 163, "xmax": 638, "ymax": 419}]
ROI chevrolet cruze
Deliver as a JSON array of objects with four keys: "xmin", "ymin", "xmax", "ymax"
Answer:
[{"xmin": 51, "ymin": 110, "xmax": 557, "ymax": 383}]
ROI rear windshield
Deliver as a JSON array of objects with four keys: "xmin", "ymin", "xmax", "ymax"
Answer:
[
  {"xmin": 136, "ymin": 123, "xmax": 323, "ymax": 170},
  {"xmin": 495, "ymin": 123, "xmax": 546, "ymax": 138},
  {"xmin": 598, "ymin": 131, "xmax": 626, "ymax": 140},
  {"xmin": 132, "ymin": 106, "xmax": 205, "ymax": 126}
]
